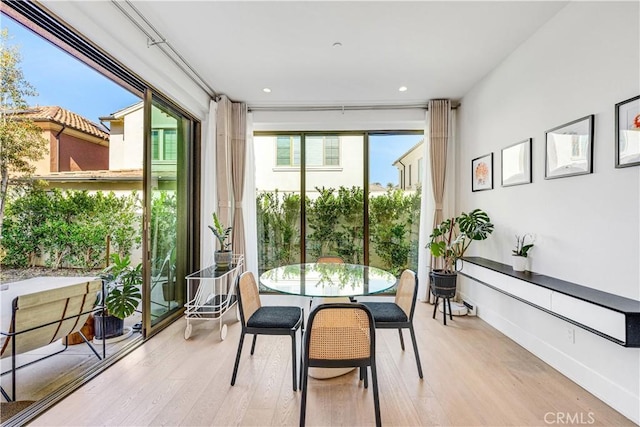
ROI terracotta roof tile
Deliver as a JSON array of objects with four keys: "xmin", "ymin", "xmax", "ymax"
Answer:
[{"xmin": 12, "ymin": 106, "xmax": 109, "ymax": 141}]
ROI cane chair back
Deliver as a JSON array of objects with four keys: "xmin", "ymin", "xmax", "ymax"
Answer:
[
  {"xmin": 307, "ymin": 306, "xmax": 371, "ymax": 361},
  {"xmin": 237, "ymin": 272, "xmax": 261, "ymax": 325},
  {"xmin": 395, "ymin": 269, "xmax": 416, "ymax": 319}
]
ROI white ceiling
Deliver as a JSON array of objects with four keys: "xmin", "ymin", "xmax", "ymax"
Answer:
[{"xmin": 126, "ymin": 1, "xmax": 568, "ymax": 109}]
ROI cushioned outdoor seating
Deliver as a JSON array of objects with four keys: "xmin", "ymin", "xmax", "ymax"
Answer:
[
  {"xmin": 231, "ymin": 271, "xmax": 304, "ymax": 391},
  {"xmin": 362, "ymin": 269, "xmax": 423, "ymax": 378},
  {"xmin": 0, "ymin": 279, "xmax": 102, "ymax": 401}
]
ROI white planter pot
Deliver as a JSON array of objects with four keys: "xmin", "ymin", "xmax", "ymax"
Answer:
[{"xmin": 512, "ymin": 255, "xmax": 528, "ymax": 272}]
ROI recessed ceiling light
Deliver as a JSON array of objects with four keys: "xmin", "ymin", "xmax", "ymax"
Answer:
[
  {"xmin": 263, "ymin": 88, "xmax": 271, "ymax": 93},
  {"xmin": 332, "ymin": 42, "xmax": 342, "ymax": 47},
  {"xmin": 399, "ymin": 86, "xmax": 408, "ymax": 92}
]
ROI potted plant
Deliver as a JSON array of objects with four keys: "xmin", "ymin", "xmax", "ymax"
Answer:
[
  {"xmin": 209, "ymin": 212, "xmax": 233, "ymax": 269},
  {"xmin": 427, "ymin": 208, "xmax": 494, "ymax": 291},
  {"xmin": 94, "ymin": 253, "xmax": 142, "ymax": 339},
  {"xmin": 512, "ymin": 233, "xmax": 534, "ymax": 272}
]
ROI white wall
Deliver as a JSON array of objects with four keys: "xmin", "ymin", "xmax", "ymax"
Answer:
[
  {"xmin": 456, "ymin": 2, "xmax": 640, "ymax": 423},
  {"xmin": 254, "ymin": 135, "xmax": 364, "ymax": 193},
  {"xmin": 109, "ymin": 107, "xmax": 144, "ymax": 171}
]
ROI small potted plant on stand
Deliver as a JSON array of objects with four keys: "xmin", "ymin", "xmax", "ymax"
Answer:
[
  {"xmin": 512, "ymin": 234, "xmax": 534, "ymax": 272},
  {"xmin": 94, "ymin": 253, "xmax": 142, "ymax": 340},
  {"xmin": 427, "ymin": 209, "xmax": 494, "ymax": 321},
  {"xmin": 209, "ymin": 212, "xmax": 232, "ymax": 270}
]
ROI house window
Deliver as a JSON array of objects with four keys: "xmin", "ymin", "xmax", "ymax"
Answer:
[
  {"xmin": 418, "ymin": 157, "xmax": 423, "ymax": 183},
  {"xmin": 152, "ymin": 128, "xmax": 178, "ymax": 161},
  {"xmin": 276, "ymin": 136, "xmax": 301, "ymax": 166},
  {"xmin": 408, "ymin": 164, "xmax": 412, "ymax": 186},
  {"xmin": 276, "ymin": 135, "xmax": 339, "ymax": 167},
  {"xmin": 305, "ymin": 135, "xmax": 340, "ymax": 166}
]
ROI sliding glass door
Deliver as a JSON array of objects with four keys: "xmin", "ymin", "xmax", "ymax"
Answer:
[
  {"xmin": 144, "ymin": 93, "xmax": 195, "ymax": 333},
  {"xmin": 304, "ymin": 134, "xmax": 365, "ymax": 263},
  {"xmin": 255, "ymin": 131, "xmax": 421, "ymax": 279}
]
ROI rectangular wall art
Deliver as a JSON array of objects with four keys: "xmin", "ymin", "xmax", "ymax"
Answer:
[
  {"xmin": 615, "ymin": 95, "xmax": 640, "ymax": 168},
  {"xmin": 472, "ymin": 153, "xmax": 493, "ymax": 192},
  {"xmin": 501, "ymin": 138, "xmax": 532, "ymax": 187},
  {"xmin": 545, "ymin": 115, "xmax": 594, "ymax": 179}
]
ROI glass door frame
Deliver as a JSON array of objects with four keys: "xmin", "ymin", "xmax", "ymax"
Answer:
[{"xmin": 142, "ymin": 89, "xmax": 201, "ymax": 338}]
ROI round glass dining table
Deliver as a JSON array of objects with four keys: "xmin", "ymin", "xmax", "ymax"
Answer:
[
  {"xmin": 260, "ymin": 263, "xmax": 397, "ymax": 380},
  {"xmin": 259, "ymin": 263, "xmax": 398, "ymax": 297}
]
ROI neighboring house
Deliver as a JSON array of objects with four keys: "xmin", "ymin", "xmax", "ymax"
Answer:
[
  {"xmin": 393, "ymin": 139, "xmax": 424, "ymax": 190},
  {"xmin": 254, "ymin": 135, "xmax": 363, "ymax": 194},
  {"xmin": 100, "ymin": 101, "xmax": 177, "ymax": 174},
  {"xmin": 14, "ymin": 106, "xmax": 109, "ymax": 174}
]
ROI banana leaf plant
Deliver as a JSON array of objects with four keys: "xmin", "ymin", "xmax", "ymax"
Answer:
[{"xmin": 427, "ymin": 208, "xmax": 494, "ymax": 274}]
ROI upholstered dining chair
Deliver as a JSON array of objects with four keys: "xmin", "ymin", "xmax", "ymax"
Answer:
[
  {"xmin": 231, "ymin": 271, "xmax": 304, "ymax": 391},
  {"xmin": 362, "ymin": 269, "xmax": 423, "ymax": 378},
  {"xmin": 299, "ymin": 303, "xmax": 381, "ymax": 427}
]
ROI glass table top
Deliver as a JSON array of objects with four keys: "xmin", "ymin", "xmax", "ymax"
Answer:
[{"xmin": 259, "ymin": 263, "xmax": 398, "ymax": 297}]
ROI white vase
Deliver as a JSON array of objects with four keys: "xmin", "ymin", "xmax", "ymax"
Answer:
[{"xmin": 512, "ymin": 255, "xmax": 527, "ymax": 272}]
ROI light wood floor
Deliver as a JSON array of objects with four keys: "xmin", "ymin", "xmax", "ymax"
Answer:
[{"xmin": 30, "ymin": 298, "xmax": 634, "ymax": 426}]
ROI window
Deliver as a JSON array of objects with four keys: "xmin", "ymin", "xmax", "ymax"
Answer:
[
  {"xmin": 418, "ymin": 157, "xmax": 423, "ymax": 183},
  {"xmin": 276, "ymin": 136, "xmax": 301, "ymax": 166},
  {"xmin": 276, "ymin": 135, "xmax": 339, "ymax": 167},
  {"xmin": 152, "ymin": 128, "xmax": 178, "ymax": 161}
]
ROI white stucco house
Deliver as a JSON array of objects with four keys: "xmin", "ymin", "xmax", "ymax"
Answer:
[{"xmin": 393, "ymin": 140, "xmax": 423, "ymax": 190}]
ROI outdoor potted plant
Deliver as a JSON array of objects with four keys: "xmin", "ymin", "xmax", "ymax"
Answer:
[
  {"xmin": 209, "ymin": 212, "xmax": 233, "ymax": 269},
  {"xmin": 94, "ymin": 253, "xmax": 142, "ymax": 339},
  {"xmin": 512, "ymin": 233, "xmax": 534, "ymax": 272},
  {"xmin": 427, "ymin": 208, "xmax": 494, "ymax": 292}
]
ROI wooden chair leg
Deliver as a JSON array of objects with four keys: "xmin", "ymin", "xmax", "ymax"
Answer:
[
  {"xmin": 370, "ymin": 362, "xmax": 382, "ymax": 427},
  {"xmin": 397, "ymin": 329, "xmax": 405, "ymax": 351},
  {"xmin": 231, "ymin": 332, "xmax": 245, "ymax": 385},
  {"xmin": 250, "ymin": 334, "xmax": 257, "ymax": 355},
  {"xmin": 409, "ymin": 324, "xmax": 423, "ymax": 378},
  {"xmin": 291, "ymin": 332, "xmax": 297, "ymax": 391},
  {"xmin": 299, "ymin": 363, "xmax": 309, "ymax": 427}
]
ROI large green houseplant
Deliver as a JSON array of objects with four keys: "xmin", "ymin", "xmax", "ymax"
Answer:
[
  {"xmin": 427, "ymin": 208, "xmax": 494, "ymax": 291},
  {"xmin": 94, "ymin": 253, "xmax": 142, "ymax": 339}
]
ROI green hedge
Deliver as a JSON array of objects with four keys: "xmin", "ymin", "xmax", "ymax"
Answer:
[
  {"xmin": 257, "ymin": 186, "xmax": 421, "ymax": 276},
  {"xmin": 2, "ymin": 188, "xmax": 141, "ymax": 269}
]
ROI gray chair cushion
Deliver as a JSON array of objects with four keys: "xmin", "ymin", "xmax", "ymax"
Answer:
[
  {"xmin": 362, "ymin": 302, "xmax": 408, "ymax": 323},
  {"xmin": 247, "ymin": 306, "xmax": 302, "ymax": 329}
]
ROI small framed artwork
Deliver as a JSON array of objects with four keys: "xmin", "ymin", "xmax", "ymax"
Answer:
[
  {"xmin": 472, "ymin": 153, "xmax": 493, "ymax": 192},
  {"xmin": 501, "ymin": 138, "xmax": 532, "ymax": 187},
  {"xmin": 545, "ymin": 115, "xmax": 594, "ymax": 179},
  {"xmin": 615, "ymin": 95, "xmax": 640, "ymax": 168}
]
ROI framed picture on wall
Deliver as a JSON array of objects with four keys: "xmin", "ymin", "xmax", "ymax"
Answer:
[
  {"xmin": 545, "ymin": 115, "xmax": 594, "ymax": 179},
  {"xmin": 472, "ymin": 153, "xmax": 493, "ymax": 192},
  {"xmin": 501, "ymin": 138, "xmax": 532, "ymax": 187},
  {"xmin": 615, "ymin": 95, "xmax": 640, "ymax": 168}
]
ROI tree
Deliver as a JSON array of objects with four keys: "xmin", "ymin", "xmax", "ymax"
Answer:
[{"xmin": 0, "ymin": 29, "xmax": 47, "ymax": 234}]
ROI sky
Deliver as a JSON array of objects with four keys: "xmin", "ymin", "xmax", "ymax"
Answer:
[
  {"xmin": 3, "ymin": 16, "xmax": 422, "ymax": 186},
  {"xmin": 3, "ymin": 17, "xmax": 140, "ymax": 125}
]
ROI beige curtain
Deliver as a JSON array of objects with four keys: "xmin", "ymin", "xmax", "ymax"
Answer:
[
  {"xmin": 216, "ymin": 96, "xmax": 233, "ymax": 234},
  {"xmin": 216, "ymin": 95, "xmax": 247, "ymax": 257},
  {"xmin": 428, "ymin": 99, "xmax": 451, "ymax": 270},
  {"xmin": 230, "ymin": 103, "xmax": 247, "ymax": 257}
]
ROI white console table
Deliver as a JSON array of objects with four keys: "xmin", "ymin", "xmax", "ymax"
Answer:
[{"xmin": 460, "ymin": 257, "xmax": 640, "ymax": 347}]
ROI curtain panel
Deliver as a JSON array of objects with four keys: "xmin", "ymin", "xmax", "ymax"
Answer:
[{"xmin": 215, "ymin": 95, "xmax": 247, "ymax": 259}]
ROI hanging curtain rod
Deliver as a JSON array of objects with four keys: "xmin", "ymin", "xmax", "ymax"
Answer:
[
  {"xmin": 111, "ymin": 0, "xmax": 218, "ymax": 98},
  {"xmin": 247, "ymin": 102, "xmax": 459, "ymax": 113}
]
